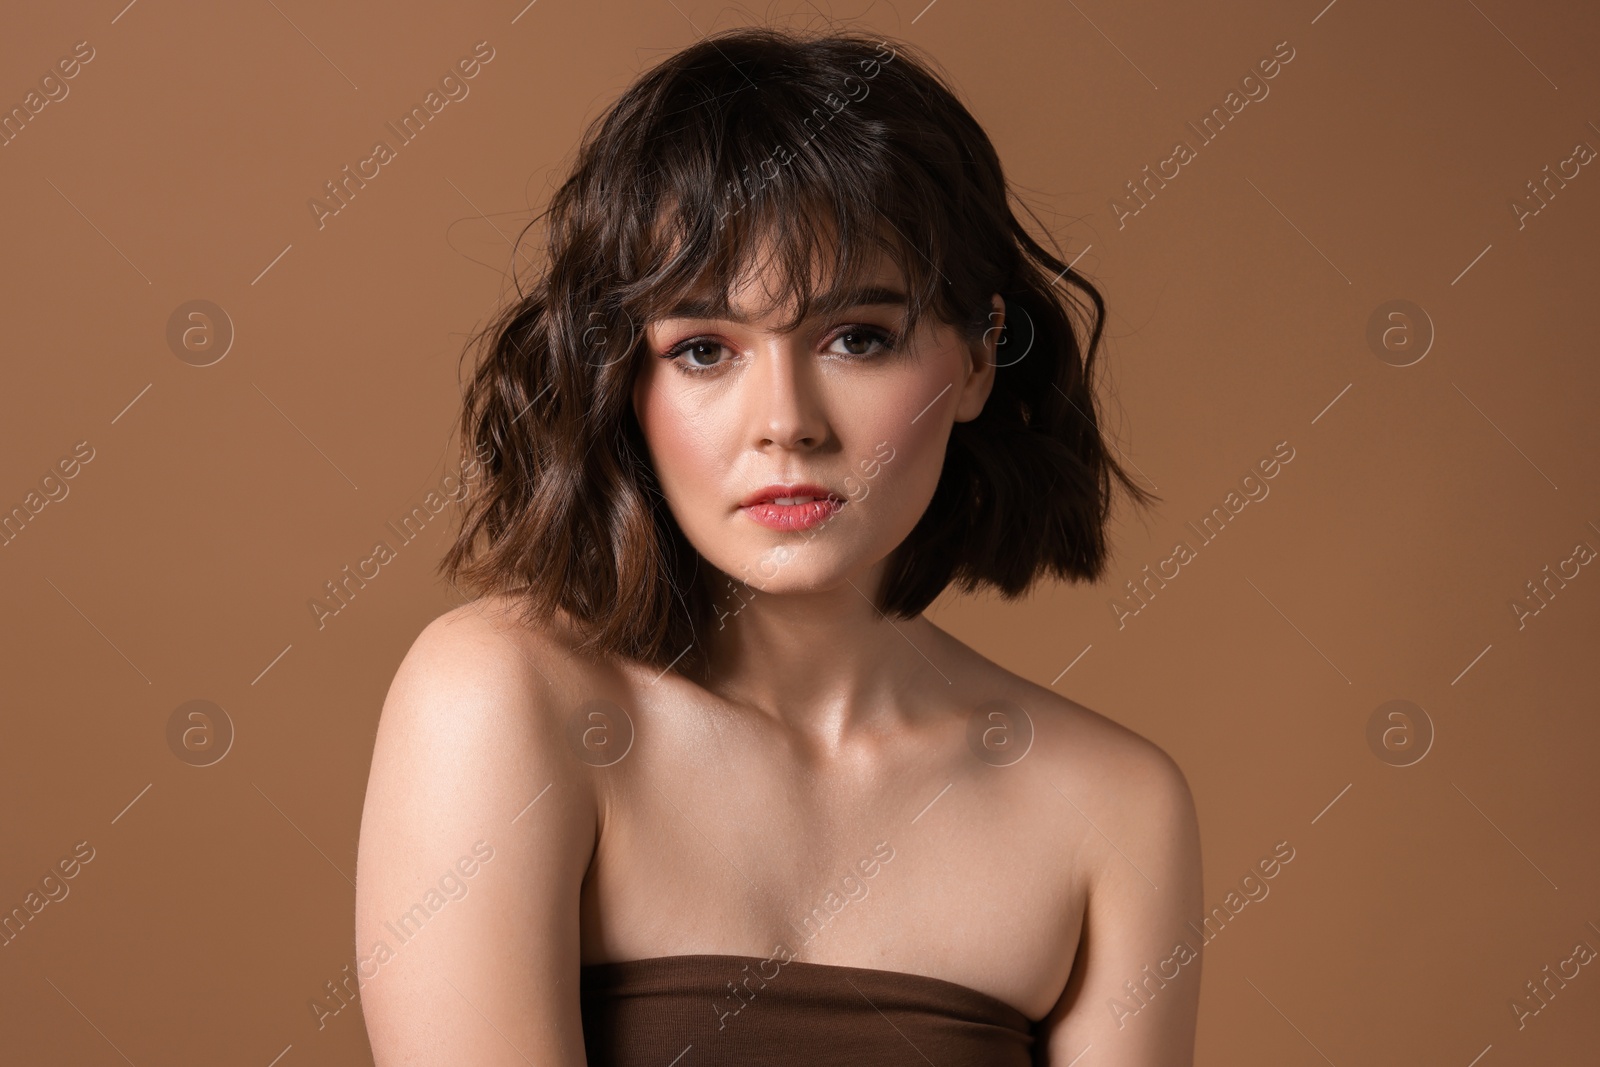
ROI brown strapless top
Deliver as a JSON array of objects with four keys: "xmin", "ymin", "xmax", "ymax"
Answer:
[{"xmin": 580, "ymin": 953, "xmax": 1036, "ymax": 1066}]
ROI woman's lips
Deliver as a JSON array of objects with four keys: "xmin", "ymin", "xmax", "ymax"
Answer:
[
  {"xmin": 738, "ymin": 483, "xmax": 840, "ymax": 507},
  {"xmin": 737, "ymin": 482, "xmax": 846, "ymax": 531},
  {"xmin": 739, "ymin": 497, "xmax": 845, "ymax": 531}
]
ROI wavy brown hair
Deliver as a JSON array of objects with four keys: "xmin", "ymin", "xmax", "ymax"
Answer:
[{"xmin": 439, "ymin": 25, "xmax": 1155, "ymax": 675}]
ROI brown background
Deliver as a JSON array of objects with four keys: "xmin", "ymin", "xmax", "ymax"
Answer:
[{"xmin": 3, "ymin": 0, "xmax": 1598, "ymax": 1063}]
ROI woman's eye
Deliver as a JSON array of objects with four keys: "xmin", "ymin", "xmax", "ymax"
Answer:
[
  {"xmin": 663, "ymin": 339, "xmax": 729, "ymax": 374},
  {"xmin": 829, "ymin": 328, "xmax": 896, "ymax": 357},
  {"xmin": 682, "ymin": 341, "xmax": 725, "ymax": 367},
  {"xmin": 662, "ymin": 326, "xmax": 897, "ymax": 376}
]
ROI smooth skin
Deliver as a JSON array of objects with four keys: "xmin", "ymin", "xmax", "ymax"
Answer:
[{"xmin": 355, "ymin": 240, "xmax": 1204, "ymax": 1065}]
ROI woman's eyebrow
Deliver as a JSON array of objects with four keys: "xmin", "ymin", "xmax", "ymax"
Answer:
[{"xmin": 662, "ymin": 285, "xmax": 909, "ymax": 323}]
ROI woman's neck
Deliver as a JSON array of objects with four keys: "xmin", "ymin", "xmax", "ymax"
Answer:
[{"xmin": 692, "ymin": 566, "xmax": 941, "ymax": 748}]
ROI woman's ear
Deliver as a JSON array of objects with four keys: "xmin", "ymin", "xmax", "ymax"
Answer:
[{"xmin": 954, "ymin": 293, "xmax": 1003, "ymax": 423}]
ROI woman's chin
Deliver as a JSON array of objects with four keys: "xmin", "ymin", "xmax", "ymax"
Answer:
[{"xmin": 710, "ymin": 556, "xmax": 862, "ymax": 596}]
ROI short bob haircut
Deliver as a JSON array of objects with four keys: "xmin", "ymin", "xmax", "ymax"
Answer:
[{"xmin": 440, "ymin": 26, "xmax": 1154, "ymax": 675}]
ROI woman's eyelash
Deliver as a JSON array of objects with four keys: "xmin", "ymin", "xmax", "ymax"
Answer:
[{"xmin": 660, "ymin": 325, "xmax": 901, "ymax": 376}]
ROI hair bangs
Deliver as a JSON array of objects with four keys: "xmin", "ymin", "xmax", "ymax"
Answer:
[{"xmin": 617, "ymin": 79, "xmax": 948, "ymax": 341}]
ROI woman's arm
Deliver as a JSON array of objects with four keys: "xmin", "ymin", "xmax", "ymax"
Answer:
[
  {"xmin": 1036, "ymin": 742, "xmax": 1205, "ymax": 1066},
  {"xmin": 355, "ymin": 607, "xmax": 596, "ymax": 1066}
]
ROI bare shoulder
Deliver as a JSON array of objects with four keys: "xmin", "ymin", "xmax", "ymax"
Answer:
[
  {"xmin": 1033, "ymin": 684, "xmax": 1195, "ymax": 814},
  {"xmin": 359, "ymin": 591, "xmax": 600, "ymax": 874},
  {"xmin": 360, "ymin": 592, "xmax": 602, "ymax": 851},
  {"xmin": 931, "ymin": 620, "xmax": 1199, "ymax": 839},
  {"xmin": 355, "ymin": 594, "xmax": 597, "ymax": 1065},
  {"xmin": 931, "ymin": 625, "xmax": 1205, "ymax": 1060},
  {"xmin": 388, "ymin": 593, "xmax": 588, "ymax": 701}
]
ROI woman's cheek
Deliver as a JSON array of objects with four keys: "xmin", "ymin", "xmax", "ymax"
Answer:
[
  {"xmin": 636, "ymin": 387, "xmax": 723, "ymax": 534},
  {"xmin": 896, "ymin": 376, "xmax": 954, "ymax": 461},
  {"xmin": 852, "ymin": 402, "xmax": 945, "ymax": 522}
]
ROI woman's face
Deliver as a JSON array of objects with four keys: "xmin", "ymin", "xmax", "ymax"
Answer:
[{"xmin": 631, "ymin": 245, "xmax": 1001, "ymax": 600}]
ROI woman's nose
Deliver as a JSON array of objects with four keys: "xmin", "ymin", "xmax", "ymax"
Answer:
[{"xmin": 750, "ymin": 340, "xmax": 828, "ymax": 450}]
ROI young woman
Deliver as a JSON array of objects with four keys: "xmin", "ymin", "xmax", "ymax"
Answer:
[{"xmin": 355, "ymin": 25, "xmax": 1203, "ymax": 1067}]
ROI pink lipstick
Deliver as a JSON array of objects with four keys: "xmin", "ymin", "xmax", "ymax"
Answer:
[{"xmin": 738, "ymin": 483, "xmax": 846, "ymax": 531}]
